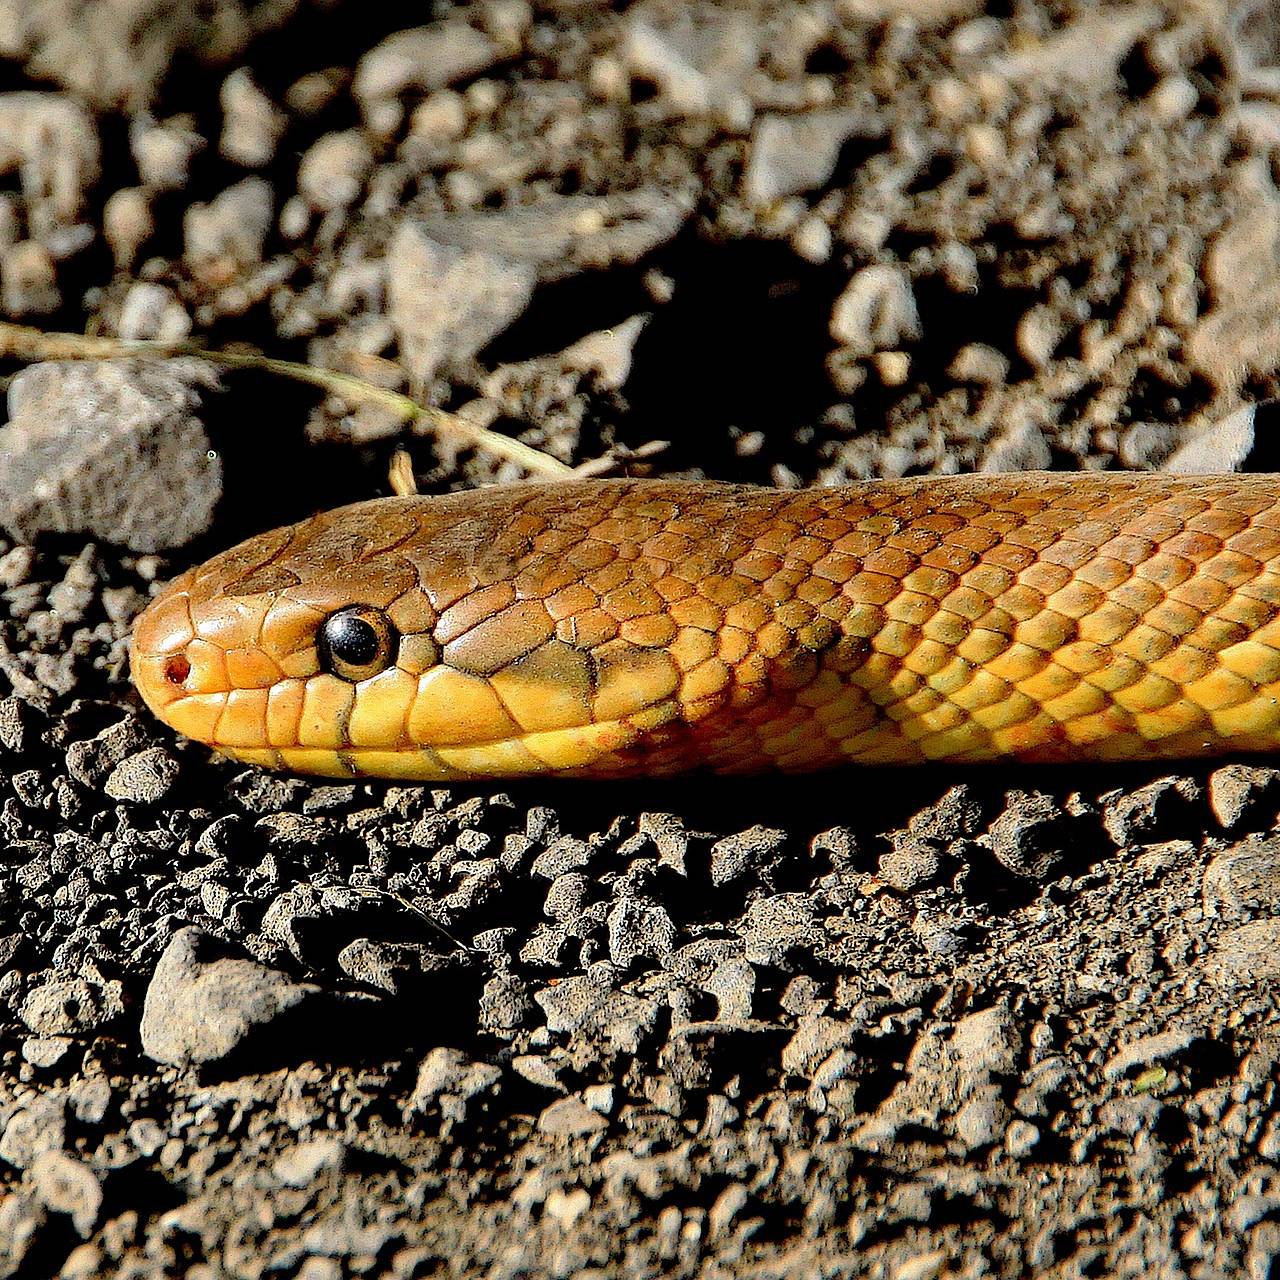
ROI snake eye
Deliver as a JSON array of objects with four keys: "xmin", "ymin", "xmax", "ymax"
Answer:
[{"xmin": 318, "ymin": 606, "xmax": 398, "ymax": 682}]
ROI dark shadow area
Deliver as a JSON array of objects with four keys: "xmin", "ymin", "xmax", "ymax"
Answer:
[{"xmin": 618, "ymin": 234, "xmax": 850, "ymax": 477}]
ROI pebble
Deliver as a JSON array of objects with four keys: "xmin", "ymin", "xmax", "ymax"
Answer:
[
  {"xmin": 272, "ymin": 1137, "xmax": 346, "ymax": 1188},
  {"xmin": 298, "ymin": 130, "xmax": 373, "ymax": 211},
  {"xmin": 103, "ymin": 187, "xmax": 154, "ymax": 269},
  {"xmin": 117, "ymin": 282, "xmax": 192, "ymax": 342},
  {"xmin": 387, "ymin": 223, "xmax": 536, "ymax": 385},
  {"xmin": 220, "ymin": 69, "xmax": 286, "ymax": 167},
  {"xmin": 710, "ymin": 826, "xmax": 786, "ymax": 886},
  {"xmin": 130, "ymin": 114, "xmax": 205, "ymax": 190},
  {"xmin": 19, "ymin": 977, "xmax": 105, "ymax": 1036},
  {"xmin": 0, "ymin": 359, "xmax": 222, "ymax": 552},
  {"xmin": 1102, "ymin": 777, "xmax": 1201, "ymax": 847},
  {"xmin": 830, "ymin": 264, "xmax": 921, "ymax": 355},
  {"xmin": 354, "ymin": 21, "xmax": 503, "ymax": 105},
  {"xmin": 1202, "ymin": 839, "xmax": 1280, "ymax": 918},
  {"xmin": 104, "ymin": 747, "xmax": 180, "ymax": 805},
  {"xmin": 2, "ymin": 240, "xmax": 59, "ymax": 315},
  {"xmin": 28, "ymin": 1151, "xmax": 101, "ymax": 1236},
  {"xmin": 743, "ymin": 110, "xmax": 878, "ymax": 204},
  {"xmin": 184, "ymin": 176, "xmax": 274, "ymax": 268},
  {"xmin": 408, "ymin": 1047, "xmax": 503, "ymax": 1126},
  {"xmin": 985, "ymin": 791, "xmax": 1075, "ymax": 880},
  {"xmin": 1102, "ymin": 1028, "xmax": 1200, "ymax": 1081},
  {"xmin": 0, "ymin": 93, "xmax": 99, "ymax": 234},
  {"xmin": 537, "ymin": 1095, "xmax": 608, "ymax": 1137},
  {"xmin": 139, "ymin": 927, "xmax": 325, "ymax": 1067},
  {"xmin": 606, "ymin": 898, "xmax": 676, "ymax": 967},
  {"xmin": 1208, "ymin": 765, "xmax": 1280, "ymax": 832},
  {"xmin": 0, "ymin": 1094, "xmax": 65, "ymax": 1168}
]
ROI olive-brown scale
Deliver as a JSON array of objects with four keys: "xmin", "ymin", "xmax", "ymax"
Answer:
[{"xmin": 131, "ymin": 475, "xmax": 1280, "ymax": 780}]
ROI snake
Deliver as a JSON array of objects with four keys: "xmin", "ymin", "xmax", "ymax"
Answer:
[{"xmin": 130, "ymin": 474, "xmax": 1280, "ymax": 780}]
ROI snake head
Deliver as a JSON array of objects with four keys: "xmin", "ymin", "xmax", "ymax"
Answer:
[{"xmin": 130, "ymin": 489, "xmax": 687, "ymax": 780}]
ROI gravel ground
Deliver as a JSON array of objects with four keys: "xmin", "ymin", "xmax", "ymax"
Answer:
[{"xmin": 3, "ymin": 1, "xmax": 1280, "ymax": 1276}]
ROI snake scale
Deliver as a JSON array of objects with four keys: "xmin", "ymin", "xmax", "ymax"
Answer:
[{"xmin": 131, "ymin": 474, "xmax": 1280, "ymax": 780}]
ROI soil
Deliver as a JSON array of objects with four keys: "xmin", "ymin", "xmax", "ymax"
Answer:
[{"xmin": 3, "ymin": 1, "xmax": 1280, "ymax": 1276}]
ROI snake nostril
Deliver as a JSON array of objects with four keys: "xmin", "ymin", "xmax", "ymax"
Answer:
[{"xmin": 164, "ymin": 655, "xmax": 191, "ymax": 686}]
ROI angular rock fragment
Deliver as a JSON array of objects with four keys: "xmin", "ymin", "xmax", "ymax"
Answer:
[{"xmin": 0, "ymin": 359, "xmax": 222, "ymax": 552}]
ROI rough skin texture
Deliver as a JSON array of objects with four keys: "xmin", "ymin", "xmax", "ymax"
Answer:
[{"xmin": 133, "ymin": 475, "xmax": 1280, "ymax": 779}]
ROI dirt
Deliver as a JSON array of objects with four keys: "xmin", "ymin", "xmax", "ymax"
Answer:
[{"xmin": 3, "ymin": 0, "xmax": 1280, "ymax": 1275}]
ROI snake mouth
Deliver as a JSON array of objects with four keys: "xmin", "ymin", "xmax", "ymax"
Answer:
[{"xmin": 214, "ymin": 699, "xmax": 682, "ymax": 781}]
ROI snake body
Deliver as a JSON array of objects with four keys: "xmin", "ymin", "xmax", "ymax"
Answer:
[{"xmin": 131, "ymin": 475, "xmax": 1280, "ymax": 779}]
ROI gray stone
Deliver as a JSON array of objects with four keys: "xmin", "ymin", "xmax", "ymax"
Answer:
[
  {"xmin": 0, "ymin": 359, "xmax": 222, "ymax": 551},
  {"xmin": 0, "ymin": 1094, "xmax": 64, "ymax": 1168},
  {"xmin": 1203, "ymin": 838, "xmax": 1280, "ymax": 918},
  {"xmin": 388, "ymin": 222, "xmax": 535, "ymax": 386},
  {"xmin": 219, "ymin": 69, "xmax": 286, "ymax": 168},
  {"xmin": 272, "ymin": 1137, "xmax": 345, "ymax": 1188},
  {"xmin": 65, "ymin": 716, "xmax": 151, "ymax": 789},
  {"xmin": 1103, "ymin": 777, "xmax": 1202, "ymax": 846},
  {"xmin": 130, "ymin": 115, "xmax": 205, "ymax": 190},
  {"xmin": 20, "ymin": 978, "xmax": 105, "ymax": 1036},
  {"xmin": 606, "ymin": 898, "xmax": 676, "ymax": 967},
  {"xmin": 408, "ymin": 1047, "xmax": 502, "ymax": 1127},
  {"xmin": 28, "ymin": 1151, "xmax": 100, "ymax": 1236},
  {"xmin": 1209, "ymin": 765, "xmax": 1280, "ymax": 832},
  {"xmin": 1102, "ymin": 1028, "xmax": 1200, "ymax": 1081},
  {"xmin": 537, "ymin": 1095, "xmax": 608, "ymax": 1137},
  {"xmin": 1, "ymin": 239, "xmax": 58, "ymax": 314},
  {"xmin": 1202, "ymin": 919, "xmax": 1280, "ymax": 984},
  {"xmin": 104, "ymin": 747, "xmax": 179, "ymax": 804},
  {"xmin": 0, "ymin": 94, "xmax": 99, "ymax": 235},
  {"xmin": 744, "ymin": 110, "xmax": 879, "ymax": 204},
  {"xmin": 298, "ymin": 130, "xmax": 373, "ymax": 211},
  {"xmin": 140, "ymin": 927, "xmax": 325, "ymax": 1067},
  {"xmin": 478, "ymin": 973, "xmax": 533, "ymax": 1032},
  {"xmin": 710, "ymin": 825, "xmax": 786, "ymax": 886},
  {"xmin": 830, "ymin": 264, "xmax": 921, "ymax": 355},
  {"xmin": 879, "ymin": 837, "xmax": 943, "ymax": 892},
  {"xmin": 985, "ymin": 791, "xmax": 1075, "ymax": 880},
  {"xmin": 184, "ymin": 176, "xmax": 273, "ymax": 268},
  {"xmin": 355, "ymin": 21, "xmax": 504, "ymax": 104}
]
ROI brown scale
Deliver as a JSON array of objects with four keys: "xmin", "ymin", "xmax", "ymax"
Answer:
[{"xmin": 131, "ymin": 475, "xmax": 1280, "ymax": 780}]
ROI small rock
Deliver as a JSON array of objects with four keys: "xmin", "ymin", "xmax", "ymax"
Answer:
[
  {"xmin": 21, "ymin": 1037, "xmax": 71, "ymax": 1068},
  {"xmin": 477, "ymin": 973, "xmax": 533, "ymax": 1032},
  {"xmin": 28, "ymin": 1151, "xmax": 100, "ymax": 1236},
  {"xmin": 272, "ymin": 1137, "xmax": 345, "ymax": 1188},
  {"xmin": 184, "ymin": 176, "xmax": 273, "ymax": 268},
  {"xmin": 1203, "ymin": 838, "xmax": 1280, "ymax": 918},
  {"xmin": 710, "ymin": 825, "xmax": 786, "ymax": 886},
  {"xmin": 387, "ymin": 223, "xmax": 535, "ymax": 386},
  {"xmin": 879, "ymin": 837, "xmax": 943, "ymax": 892},
  {"xmin": 20, "ymin": 978, "xmax": 105, "ymax": 1036},
  {"xmin": 953, "ymin": 1087, "xmax": 1012, "ymax": 1150},
  {"xmin": 104, "ymin": 747, "xmax": 179, "ymax": 804},
  {"xmin": 0, "ymin": 359, "xmax": 222, "ymax": 551},
  {"xmin": 130, "ymin": 115, "xmax": 205, "ymax": 189},
  {"xmin": 606, "ymin": 898, "xmax": 676, "ymax": 967},
  {"xmin": 743, "ymin": 110, "xmax": 879, "ymax": 204},
  {"xmin": 1103, "ymin": 777, "xmax": 1202, "ymax": 846},
  {"xmin": 408, "ymin": 1047, "xmax": 502, "ymax": 1127},
  {"xmin": 220, "ymin": 69, "xmax": 286, "ymax": 167},
  {"xmin": 298, "ymin": 130, "xmax": 373, "ymax": 211},
  {"xmin": 537, "ymin": 1095, "xmax": 608, "ymax": 1137},
  {"xmin": 355, "ymin": 21, "xmax": 504, "ymax": 104},
  {"xmin": 1103, "ymin": 1028, "xmax": 1200, "ymax": 1081},
  {"xmin": 117, "ymin": 282, "xmax": 192, "ymax": 342},
  {"xmin": 985, "ymin": 791, "xmax": 1076, "ymax": 880},
  {"xmin": 103, "ymin": 187, "xmax": 153, "ymax": 269},
  {"xmin": 1208, "ymin": 765, "xmax": 1280, "ymax": 832},
  {"xmin": 1005, "ymin": 1118, "xmax": 1041, "ymax": 1158},
  {"xmin": 830, "ymin": 264, "xmax": 920, "ymax": 355},
  {"xmin": 1202, "ymin": 919, "xmax": 1280, "ymax": 984},
  {"xmin": 2, "ymin": 239, "xmax": 59, "ymax": 315},
  {"xmin": 65, "ymin": 717, "xmax": 151, "ymax": 789},
  {"xmin": 140, "ymin": 927, "xmax": 327, "ymax": 1067},
  {"xmin": 0, "ymin": 1094, "xmax": 65, "ymax": 1168}
]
